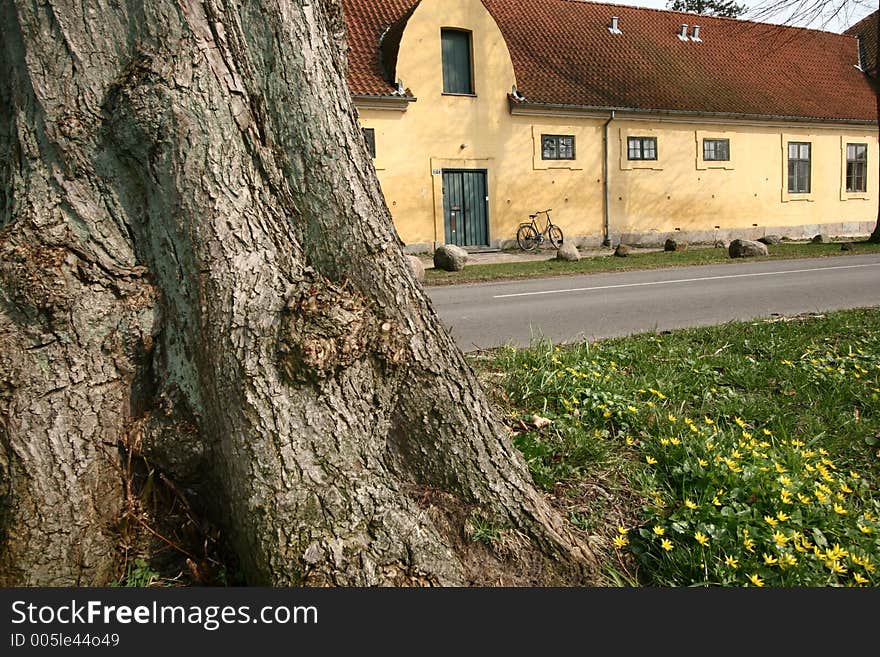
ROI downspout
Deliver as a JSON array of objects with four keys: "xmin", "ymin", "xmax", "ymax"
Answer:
[{"xmin": 602, "ymin": 110, "xmax": 615, "ymax": 247}]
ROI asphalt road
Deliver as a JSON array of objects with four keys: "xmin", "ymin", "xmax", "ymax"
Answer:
[{"xmin": 426, "ymin": 254, "xmax": 880, "ymax": 351}]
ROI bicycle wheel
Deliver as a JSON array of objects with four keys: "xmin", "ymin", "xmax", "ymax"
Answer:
[
  {"xmin": 516, "ymin": 224, "xmax": 540, "ymax": 252},
  {"xmin": 548, "ymin": 225, "xmax": 564, "ymax": 248}
]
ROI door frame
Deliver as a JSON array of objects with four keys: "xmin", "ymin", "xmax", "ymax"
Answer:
[{"xmin": 440, "ymin": 168, "xmax": 490, "ymax": 247}]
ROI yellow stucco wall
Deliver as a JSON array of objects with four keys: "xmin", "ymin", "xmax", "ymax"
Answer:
[{"xmin": 356, "ymin": 0, "xmax": 879, "ymax": 250}]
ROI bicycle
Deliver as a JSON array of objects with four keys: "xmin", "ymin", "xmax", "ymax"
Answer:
[{"xmin": 516, "ymin": 208, "xmax": 564, "ymax": 252}]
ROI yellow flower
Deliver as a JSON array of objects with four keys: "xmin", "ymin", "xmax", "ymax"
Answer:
[
  {"xmin": 741, "ymin": 431, "xmax": 752, "ymax": 440},
  {"xmin": 797, "ymin": 493, "xmax": 812, "ymax": 504},
  {"xmin": 612, "ymin": 535, "xmax": 628, "ymax": 549},
  {"xmin": 698, "ymin": 458, "xmax": 709, "ymax": 467},
  {"xmin": 833, "ymin": 504, "xmax": 848, "ymax": 515},
  {"xmin": 724, "ymin": 555, "xmax": 739, "ymax": 569},
  {"xmin": 826, "ymin": 561, "xmax": 847, "ymax": 575},
  {"xmin": 660, "ymin": 538, "xmax": 674, "ymax": 552},
  {"xmin": 627, "ymin": 405, "xmax": 638, "ymax": 413},
  {"xmin": 762, "ymin": 428, "xmax": 773, "ymax": 435},
  {"xmin": 850, "ymin": 471, "xmax": 861, "ymax": 480},
  {"xmin": 645, "ymin": 455, "xmax": 657, "ymax": 465},
  {"xmin": 743, "ymin": 538, "xmax": 756, "ymax": 553},
  {"xmin": 625, "ymin": 436, "xmax": 635, "ymax": 446},
  {"xmin": 669, "ymin": 437, "xmax": 681, "ymax": 446},
  {"xmin": 776, "ymin": 511, "xmax": 790, "ymax": 522},
  {"xmin": 780, "ymin": 490, "xmax": 793, "ymax": 505},
  {"xmin": 704, "ymin": 416, "xmax": 714, "ymax": 426},
  {"xmin": 693, "ymin": 531, "xmax": 710, "ymax": 547},
  {"xmin": 781, "ymin": 554, "xmax": 798, "ymax": 568},
  {"xmin": 667, "ymin": 413, "xmax": 677, "ymax": 423},
  {"xmin": 774, "ymin": 462, "xmax": 787, "ymax": 474},
  {"xmin": 660, "ymin": 438, "xmax": 670, "ymax": 446},
  {"xmin": 617, "ymin": 526, "xmax": 629, "ymax": 535},
  {"xmin": 764, "ymin": 515, "xmax": 778, "ymax": 527},
  {"xmin": 684, "ymin": 498, "xmax": 698, "ymax": 510},
  {"xmin": 839, "ymin": 483, "xmax": 853, "ymax": 494},
  {"xmin": 763, "ymin": 553, "xmax": 779, "ymax": 566},
  {"xmin": 773, "ymin": 531, "xmax": 789, "ymax": 547},
  {"xmin": 857, "ymin": 524, "xmax": 873, "ymax": 535},
  {"xmin": 711, "ymin": 496, "xmax": 722, "ymax": 507},
  {"xmin": 747, "ymin": 573, "xmax": 765, "ymax": 587},
  {"xmin": 853, "ymin": 573, "xmax": 869, "ymax": 585},
  {"xmin": 653, "ymin": 525, "xmax": 665, "ymax": 536},
  {"xmin": 730, "ymin": 449, "xmax": 743, "ymax": 459}
]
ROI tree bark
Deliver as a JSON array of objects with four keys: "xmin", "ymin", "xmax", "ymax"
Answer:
[{"xmin": 0, "ymin": 0, "xmax": 597, "ymax": 586}]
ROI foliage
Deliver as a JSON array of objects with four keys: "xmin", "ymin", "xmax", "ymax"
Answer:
[
  {"xmin": 667, "ymin": 0, "xmax": 747, "ymax": 18},
  {"xmin": 117, "ymin": 558, "xmax": 161, "ymax": 588},
  {"xmin": 483, "ymin": 308, "xmax": 880, "ymax": 586}
]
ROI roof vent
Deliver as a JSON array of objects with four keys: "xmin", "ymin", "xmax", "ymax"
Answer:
[
  {"xmin": 690, "ymin": 25, "xmax": 702, "ymax": 42},
  {"xmin": 678, "ymin": 23, "xmax": 689, "ymax": 41},
  {"xmin": 608, "ymin": 16, "xmax": 622, "ymax": 34}
]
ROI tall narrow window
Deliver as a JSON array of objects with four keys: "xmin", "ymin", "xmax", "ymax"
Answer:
[
  {"xmin": 441, "ymin": 29, "xmax": 473, "ymax": 95},
  {"xmin": 362, "ymin": 128, "xmax": 376, "ymax": 158},
  {"xmin": 846, "ymin": 143, "xmax": 867, "ymax": 193},
  {"xmin": 703, "ymin": 138, "xmax": 730, "ymax": 161},
  {"xmin": 541, "ymin": 134, "xmax": 575, "ymax": 160},
  {"xmin": 787, "ymin": 142, "xmax": 811, "ymax": 194},
  {"xmin": 628, "ymin": 136, "xmax": 657, "ymax": 161}
]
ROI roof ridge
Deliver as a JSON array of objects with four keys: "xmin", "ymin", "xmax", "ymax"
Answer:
[{"xmin": 554, "ymin": 0, "xmax": 855, "ymax": 36}]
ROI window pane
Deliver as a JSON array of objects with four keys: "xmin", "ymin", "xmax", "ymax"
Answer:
[
  {"xmin": 628, "ymin": 137, "xmax": 640, "ymax": 159},
  {"xmin": 788, "ymin": 143, "xmax": 798, "ymax": 159},
  {"xmin": 799, "ymin": 143, "xmax": 810, "ymax": 160},
  {"xmin": 362, "ymin": 128, "xmax": 375, "ymax": 158},
  {"xmin": 441, "ymin": 30, "xmax": 472, "ymax": 94},
  {"xmin": 644, "ymin": 138, "xmax": 656, "ymax": 159}
]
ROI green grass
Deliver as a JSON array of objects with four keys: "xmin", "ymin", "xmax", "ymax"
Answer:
[
  {"xmin": 471, "ymin": 308, "xmax": 880, "ymax": 587},
  {"xmin": 426, "ymin": 240, "xmax": 880, "ymax": 286}
]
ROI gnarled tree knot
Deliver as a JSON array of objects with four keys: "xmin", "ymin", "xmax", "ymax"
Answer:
[{"xmin": 277, "ymin": 273, "xmax": 409, "ymax": 382}]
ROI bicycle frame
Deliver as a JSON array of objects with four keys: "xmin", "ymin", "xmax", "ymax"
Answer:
[{"xmin": 516, "ymin": 208, "xmax": 563, "ymax": 252}]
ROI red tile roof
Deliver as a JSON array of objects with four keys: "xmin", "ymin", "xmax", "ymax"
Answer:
[
  {"xmin": 343, "ymin": 0, "xmax": 418, "ymax": 97},
  {"xmin": 341, "ymin": 0, "xmax": 878, "ymax": 122}
]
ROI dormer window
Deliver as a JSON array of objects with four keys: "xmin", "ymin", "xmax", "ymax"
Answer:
[{"xmin": 441, "ymin": 29, "xmax": 474, "ymax": 95}]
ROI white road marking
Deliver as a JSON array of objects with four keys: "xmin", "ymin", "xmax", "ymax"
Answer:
[{"xmin": 493, "ymin": 262, "xmax": 880, "ymax": 299}]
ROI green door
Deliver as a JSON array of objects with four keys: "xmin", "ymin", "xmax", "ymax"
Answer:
[{"xmin": 442, "ymin": 170, "xmax": 488, "ymax": 247}]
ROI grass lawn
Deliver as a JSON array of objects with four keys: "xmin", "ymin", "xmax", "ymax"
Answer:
[
  {"xmin": 425, "ymin": 240, "xmax": 880, "ymax": 286},
  {"xmin": 469, "ymin": 307, "xmax": 880, "ymax": 587}
]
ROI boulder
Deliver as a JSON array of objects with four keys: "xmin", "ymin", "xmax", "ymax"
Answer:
[
  {"xmin": 758, "ymin": 234, "xmax": 782, "ymax": 245},
  {"xmin": 714, "ymin": 240, "xmax": 728, "ymax": 249},
  {"xmin": 812, "ymin": 233, "xmax": 830, "ymax": 244},
  {"xmin": 614, "ymin": 243, "xmax": 631, "ymax": 257},
  {"xmin": 406, "ymin": 255, "xmax": 426, "ymax": 282},
  {"xmin": 433, "ymin": 244, "xmax": 468, "ymax": 272},
  {"xmin": 728, "ymin": 238, "xmax": 769, "ymax": 258},
  {"xmin": 556, "ymin": 242, "xmax": 581, "ymax": 262},
  {"xmin": 664, "ymin": 238, "xmax": 688, "ymax": 252},
  {"xmin": 841, "ymin": 242, "xmax": 854, "ymax": 252}
]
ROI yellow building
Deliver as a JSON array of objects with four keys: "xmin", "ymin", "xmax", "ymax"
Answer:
[{"xmin": 343, "ymin": 0, "xmax": 879, "ymax": 253}]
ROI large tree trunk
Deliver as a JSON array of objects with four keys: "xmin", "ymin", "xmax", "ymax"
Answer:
[{"xmin": 0, "ymin": 0, "xmax": 596, "ymax": 586}]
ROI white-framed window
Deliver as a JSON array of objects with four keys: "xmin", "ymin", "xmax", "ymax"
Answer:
[{"xmin": 787, "ymin": 142, "xmax": 811, "ymax": 194}]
